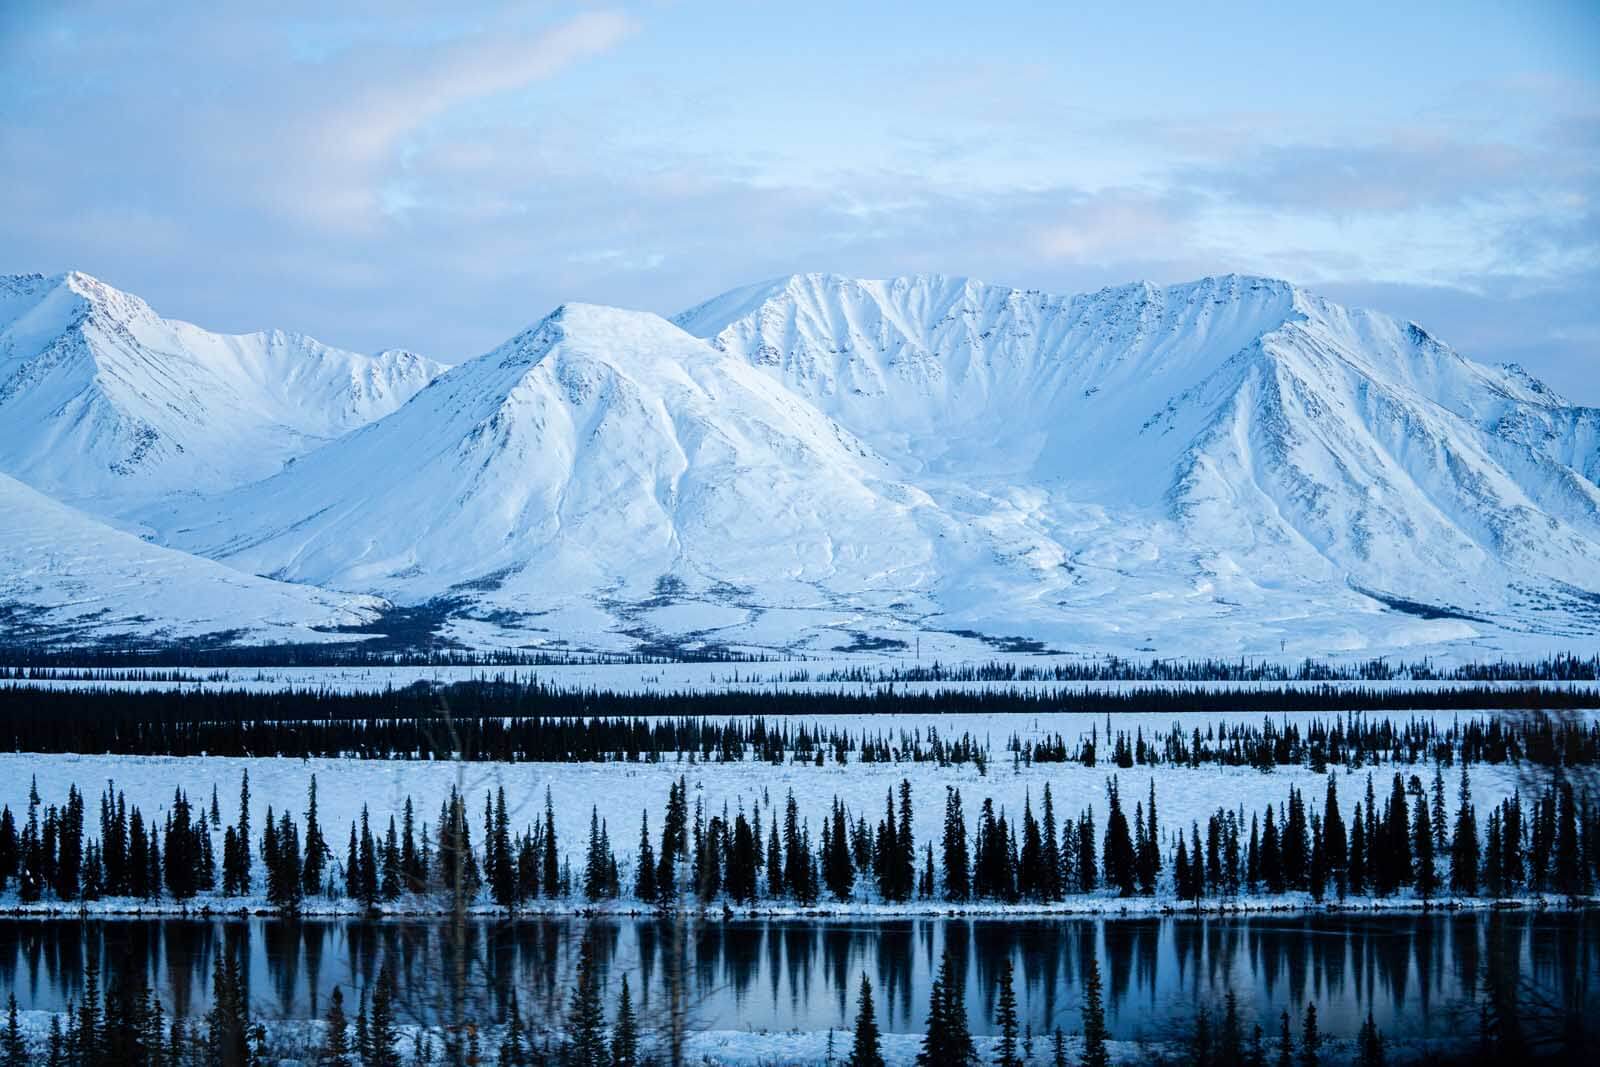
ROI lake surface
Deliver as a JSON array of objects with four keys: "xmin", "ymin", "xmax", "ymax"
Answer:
[{"xmin": 1, "ymin": 912, "xmax": 1595, "ymax": 1053}]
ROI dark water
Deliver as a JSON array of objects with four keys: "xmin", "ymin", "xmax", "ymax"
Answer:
[{"xmin": 1, "ymin": 913, "xmax": 1595, "ymax": 1051}]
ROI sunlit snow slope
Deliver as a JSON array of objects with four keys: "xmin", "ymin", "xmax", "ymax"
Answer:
[
  {"xmin": 0, "ymin": 472, "xmax": 384, "ymax": 645},
  {"xmin": 134, "ymin": 274, "xmax": 1600, "ymax": 658},
  {"xmin": 0, "ymin": 272, "xmax": 446, "ymax": 512}
]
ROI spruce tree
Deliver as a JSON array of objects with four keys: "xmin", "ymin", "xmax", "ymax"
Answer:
[
  {"xmin": 635, "ymin": 811, "xmax": 658, "ymax": 904},
  {"xmin": 1356, "ymin": 1011, "xmax": 1384, "ymax": 1067},
  {"xmin": 846, "ymin": 974, "xmax": 885, "ymax": 1067},
  {"xmin": 236, "ymin": 769, "xmax": 252, "ymax": 895},
  {"xmin": 1299, "ymin": 1003, "xmax": 1319, "ymax": 1067},
  {"xmin": 825, "ymin": 798, "xmax": 856, "ymax": 902},
  {"xmin": 369, "ymin": 964, "xmax": 400, "ymax": 1067},
  {"xmin": 994, "ymin": 959, "xmax": 1021, "ymax": 1067},
  {"xmin": 1414, "ymin": 794, "xmax": 1439, "ymax": 902},
  {"xmin": 1555, "ymin": 783, "xmax": 1581, "ymax": 897},
  {"xmin": 896, "ymin": 779, "xmax": 916, "ymax": 903},
  {"xmin": 1102, "ymin": 778, "xmax": 1137, "ymax": 897},
  {"xmin": 566, "ymin": 937, "xmax": 607, "ymax": 1067},
  {"xmin": 304, "ymin": 775, "xmax": 327, "ymax": 898},
  {"xmin": 611, "ymin": 974, "xmax": 640, "ymax": 1067},
  {"xmin": 916, "ymin": 952, "xmax": 976, "ymax": 1067},
  {"xmin": 3, "ymin": 994, "xmax": 24, "ymax": 1067},
  {"xmin": 1348, "ymin": 801, "xmax": 1367, "ymax": 896},
  {"xmin": 492, "ymin": 789, "xmax": 515, "ymax": 907},
  {"xmin": 1079, "ymin": 951, "xmax": 1110, "ymax": 1067},
  {"xmin": 942, "ymin": 788, "xmax": 971, "ymax": 902},
  {"xmin": 1275, "ymin": 1010, "xmax": 1293, "ymax": 1067},
  {"xmin": 1431, "ymin": 763, "xmax": 1448, "ymax": 857},
  {"xmin": 322, "ymin": 986, "xmax": 352, "ymax": 1067},
  {"xmin": 1450, "ymin": 763, "xmax": 1480, "ymax": 897},
  {"xmin": 1041, "ymin": 784, "xmax": 1061, "ymax": 901},
  {"xmin": 542, "ymin": 787, "xmax": 560, "ymax": 899},
  {"xmin": 1219, "ymin": 990, "xmax": 1243, "ymax": 1067},
  {"xmin": 1322, "ymin": 775, "xmax": 1346, "ymax": 896}
]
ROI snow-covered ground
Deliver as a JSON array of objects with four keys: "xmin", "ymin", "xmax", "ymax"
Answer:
[
  {"xmin": 5, "ymin": 660, "xmax": 1598, "ymax": 695},
  {"xmin": 0, "ymin": 710, "xmax": 1565, "ymax": 916}
]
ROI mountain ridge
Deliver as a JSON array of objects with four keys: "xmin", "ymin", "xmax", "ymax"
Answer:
[
  {"xmin": 0, "ymin": 270, "xmax": 448, "ymax": 512},
  {"xmin": 2, "ymin": 268, "xmax": 1596, "ymax": 657}
]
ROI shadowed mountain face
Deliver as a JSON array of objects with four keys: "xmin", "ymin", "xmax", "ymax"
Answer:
[{"xmin": 5, "ymin": 270, "xmax": 1598, "ymax": 657}]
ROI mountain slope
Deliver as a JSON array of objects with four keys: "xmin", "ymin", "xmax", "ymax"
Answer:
[
  {"xmin": 0, "ymin": 272, "xmax": 447, "ymax": 512},
  {"xmin": 12, "ymin": 270, "xmax": 1597, "ymax": 658},
  {"xmin": 678, "ymin": 273, "xmax": 1600, "ymax": 634},
  {"xmin": 0, "ymin": 472, "xmax": 384, "ymax": 647},
  {"xmin": 150, "ymin": 303, "xmax": 956, "ymax": 649}
]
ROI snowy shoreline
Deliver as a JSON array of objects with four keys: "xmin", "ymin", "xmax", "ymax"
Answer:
[{"xmin": 2, "ymin": 893, "xmax": 1593, "ymax": 922}]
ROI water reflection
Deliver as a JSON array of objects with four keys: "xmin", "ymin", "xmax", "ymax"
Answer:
[{"xmin": 0, "ymin": 912, "xmax": 1593, "ymax": 1053}]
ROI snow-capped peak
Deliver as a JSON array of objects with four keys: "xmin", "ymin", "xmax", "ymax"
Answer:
[
  {"xmin": 7, "ymin": 269, "xmax": 1598, "ymax": 659},
  {"xmin": 0, "ymin": 269, "xmax": 449, "ymax": 512}
]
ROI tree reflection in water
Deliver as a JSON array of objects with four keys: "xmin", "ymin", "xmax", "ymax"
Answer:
[{"xmin": 0, "ymin": 912, "xmax": 1592, "ymax": 1055}]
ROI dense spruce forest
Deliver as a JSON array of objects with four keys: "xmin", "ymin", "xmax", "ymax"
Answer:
[
  {"xmin": 3, "ymin": 756, "xmax": 1596, "ymax": 913},
  {"xmin": 1, "ymin": 649, "xmax": 1596, "ymax": 679},
  {"xmin": 1, "ymin": 681, "xmax": 1598, "ymax": 759}
]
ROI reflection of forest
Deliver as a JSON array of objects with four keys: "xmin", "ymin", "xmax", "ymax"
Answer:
[{"xmin": 0, "ymin": 913, "xmax": 1593, "ymax": 1051}]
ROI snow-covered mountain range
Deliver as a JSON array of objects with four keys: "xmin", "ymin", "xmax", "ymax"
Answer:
[
  {"xmin": 0, "ymin": 272, "xmax": 446, "ymax": 511},
  {"xmin": 3, "ymin": 269, "xmax": 1596, "ymax": 658}
]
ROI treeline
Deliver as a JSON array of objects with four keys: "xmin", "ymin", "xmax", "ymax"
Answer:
[
  {"xmin": 805, "ymin": 651, "xmax": 1600, "ymax": 683},
  {"xmin": 2, "ymin": 683, "xmax": 1598, "ymax": 764},
  {"xmin": 0, "ymin": 643, "xmax": 775, "ymax": 670},
  {"xmin": 5, "ymin": 765, "xmax": 1597, "ymax": 914},
  {"xmin": 3, "ymin": 646, "xmax": 1596, "ymax": 679}
]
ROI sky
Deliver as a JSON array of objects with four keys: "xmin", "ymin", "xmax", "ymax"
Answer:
[{"xmin": 1, "ymin": 0, "xmax": 1596, "ymax": 399}]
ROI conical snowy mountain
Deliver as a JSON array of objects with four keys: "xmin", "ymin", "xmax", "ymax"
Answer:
[
  {"xmin": 0, "ymin": 271, "xmax": 446, "ymax": 512},
  {"xmin": 7, "ymin": 270, "xmax": 1598, "ymax": 656},
  {"xmin": 150, "ymin": 303, "xmax": 957, "ymax": 649},
  {"xmin": 0, "ymin": 472, "xmax": 384, "ymax": 646}
]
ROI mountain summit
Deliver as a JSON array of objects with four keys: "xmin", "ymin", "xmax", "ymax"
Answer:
[
  {"xmin": 0, "ymin": 271, "xmax": 447, "ymax": 510},
  {"xmin": 4, "ymin": 270, "xmax": 1597, "ymax": 656}
]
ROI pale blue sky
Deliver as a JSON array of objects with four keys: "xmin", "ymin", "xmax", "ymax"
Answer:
[{"xmin": 2, "ymin": 1, "xmax": 1596, "ymax": 398}]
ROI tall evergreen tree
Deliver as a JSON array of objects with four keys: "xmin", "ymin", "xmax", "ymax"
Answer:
[
  {"xmin": 994, "ymin": 959, "xmax": 1021, "ymax": 1067},
  {"xmin": 942, "ymin": 788, "xmax": 971, "ymax": 902},
  {"xmin": 304, "ymin": 775, "xmax": 328, "ymax": 898},
  {"xmin": 1101, "ymin": 778, "xmax": 1137, "ymax": 897},
  {"xmin": 321, "ymin": 986, "xmax": 352, "ymax": 1067},
  {"xmin": 635, "ymin": 810, "xmax": 658, "ymax": 904},
  {"xmin": 3, "ymin": 994, "xmax": 25, "ymax": 1067},
  {"xmin": 542, "ymin": 787, "xmax": 560, "ymax": 899},
  {"xmin": 368, "ymin": 963, "xmax": 400, "ymax": 1067},
  {"xmin": 915, "ymin": 952, "xmax": 976, "ymax": 1067},
  {"xmin": 1414, "ymin": 794, "xmax": 1439, "ymax": 902},
  {"xmin": 611, "ymin": 974, "xmax": 640, "ymax": 1067},
  {"xmin": 1079, "ymin": 951, "xmax": 1110, "ymax": 1067},
  {"xmin": 1299, "ymin": 1002, "xmax": 1320, "ymax": 1067},
  {"xmin": 491, "ymin": 788, "xmax": 516, "ymax": 907},
  {"xmin": 1450, "ymin": 763, "xmax": 1480, "ymax": 897},
  {"xmin": 1322, "ymin": 775, "xmax": 1347, "ymax": 896},
  {"xmin": 1356, "ymin": 1011, "xmax": 1385, "ymax": 1067},
  {"xmin": 846, "ymin": 974, "xmax": 885, "ymax": 1067},
  {"xmin": 1040, "ymin": 784, "xmax": 1061, "ymax": 902},
  {"xmin": 565, "ymin": 937, "xmax": 607, "ymax": 1067},
  {"xmin": 236, "ymin": 769, "xmax": 252, "ymax": 895}
]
